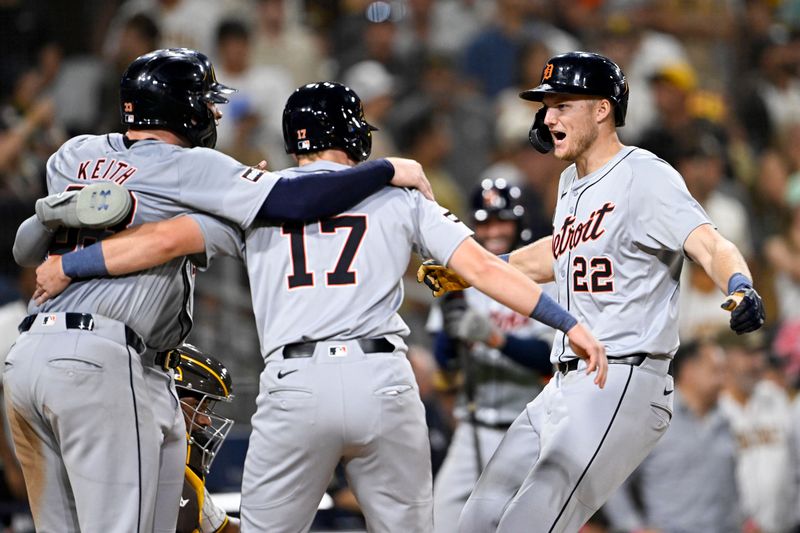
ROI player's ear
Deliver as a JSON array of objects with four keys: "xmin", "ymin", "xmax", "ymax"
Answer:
[{"xmin": 595, "ymin": 98, "xmax": 613, "ymax": 125}]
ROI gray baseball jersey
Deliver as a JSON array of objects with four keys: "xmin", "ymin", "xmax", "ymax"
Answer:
[
  {"xmin": 243, "ymin": 160, "xmax": 473, "ymax": 359},
  {"xmin": 549, "ymin": 146, "xmax": 711, "ymax": 363},
  {"xmin": 32, "ymin": 133, "xmax": 266, "ymax": 350},
  {"xmin": 4, "ymin": 133, "xmax": 264, "ymax": 533},
  {"xmin": 238, "ymin": 160, "xmax": 473, "ymax": 533},
  {"xmin": 460, "ymin": 146, "xmax": 704, "ymax": 532}
]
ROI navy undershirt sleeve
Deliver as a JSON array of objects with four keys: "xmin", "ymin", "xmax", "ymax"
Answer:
[
  {"xmin": 256, "ymin": 159, "xmax": 394, "ymax": 221},
  {"xmin": 500, "ymin": 334, "xmax": 553, "ymax": 376}
]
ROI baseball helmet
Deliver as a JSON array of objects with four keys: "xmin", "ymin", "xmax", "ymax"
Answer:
[
  {"xmin": 520, "ymin": 51, "xmax": 629, "ymax": 127},
  {"xmin": 172, "ymin": 343, "xmax": 234, "ymax": 474},
  {"xmin": 471, "ymin": 178, "xmax": 530, "ymax": 246},
  {"xmin": 282, "ymin": 81, "xmax": 377, "ymax": 162},
  {"xmin": 120, "ymin": 48, "xmax": 235, "ymax": 149}
]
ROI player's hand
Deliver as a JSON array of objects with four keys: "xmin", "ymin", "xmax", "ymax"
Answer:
[
  {"xmin": 417, "ymin": 259, "xmax": 471, "ymax": 297},
  {"xmin": 33, "ymin": 255, "xmax": 72, "ymax": 305},
  {"xmin": 566, "ymin": 323, "xmax": 607, "ymax": 389},
  {"xmin": 256, "ymin": 159, "xmax": 269, "ymax": 171},
  {"xmin": 721, "ymin": 287, "xmax": 765, "ymax": 334},
  {"xmin": 386, "ymin": 157, "xmax": 435, "ymax": 201}
]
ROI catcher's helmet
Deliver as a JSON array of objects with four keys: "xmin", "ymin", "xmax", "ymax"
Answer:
[
  {"xmin": 282, "ymin": 81, "xmax": 377, "ymax": 162},
  {"xmin": 120, "ymin": 48, "xmax": 235, "ymax": 149},
  {"xmin": 172, "ymin": 343, "xmax": 234, "ymax": 474},
  {"xmin": 520, "ymin": 51, "xmax": 629, "ymax": 127}
]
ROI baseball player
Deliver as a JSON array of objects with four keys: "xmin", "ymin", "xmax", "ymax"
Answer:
[
  {"xmin": 429, "ymin": 179, "xmax": 555, "ymax": 532},
  {"xmin": 31, "ymin": 81, "xmax": 606, "ymax": 533},
  {"xmin": 419, "ymin": 52, "xmax": 766, "ymax": 532},
  {"xmin": 171, "ymin": 344, "xmax": 239, "ymax": 533},
  {"xmin": 7, "ymin": 48, "xmax": 433, "ymax": 533}
]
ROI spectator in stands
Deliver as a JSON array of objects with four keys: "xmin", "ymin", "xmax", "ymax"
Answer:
[
  {"xmin": 250, "ymin": 0, "xmax": 328, "ymax": 86},
  {"xmin": 213, "ymin": 18, "xmax": 294, "ymax": 169},
  {"xmin": 104, "ymin": 0, "xmax": 226, "ymax": 59},
  {"xmin": 604, "ymin": 340, "xmax": 741, "ymax": 533},
  {"xmin": 638, "ymin": 62, "xmax": 727, "ymax": 167},
  {"xmin": 595, "ymin": 10, "xmax": 690, "ymax": 144},
  {"xmin": 718, "ymin": 331, "xmax": 799, "ymax": 533}
]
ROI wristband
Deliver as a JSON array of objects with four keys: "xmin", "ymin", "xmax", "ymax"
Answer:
[
  {"xmin": 498, "ymin": 253, "xmax": 510, "ymax": 263},
  {"xmin": 61, "ymin": 244, "xmax": 109, "ymax": 279},
  {"xmin": 727, "ymin": 272, "xmax": 752, "ymax": 294},
  {"xmin": 529, "ymin": 293, "xmax": 578, "ymax": 333}
]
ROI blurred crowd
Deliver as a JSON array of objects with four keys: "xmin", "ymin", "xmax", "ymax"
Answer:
[{"xmin": 1, "ymin": 0, "xmax": 800, "ymax": 531}]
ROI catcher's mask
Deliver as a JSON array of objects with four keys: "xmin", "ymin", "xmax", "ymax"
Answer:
[{"xmin": 172, "ymin": 343, "xmax": 234, "ymax": 474}]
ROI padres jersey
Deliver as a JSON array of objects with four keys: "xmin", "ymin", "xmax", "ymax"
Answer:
[
  {"xmin": 427, "ymin": 286, "xmax": 555, "ymax": 425},
  {"xmin": 550, "ymin": 147, "xmax": 711, "ymax": 362},
  {"xmin": 31, "ymin": 133, "xmax": 268, "ymax": 349},
  {"xmin": 243, "ymin": 160, "xmax": 473, "ymax": 358}
]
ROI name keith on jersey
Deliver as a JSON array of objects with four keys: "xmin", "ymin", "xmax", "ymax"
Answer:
[
  {"xmin": 76, "ymin": 158, "xmax": 138, "ymax": 184},
  {"xmin": 552, "ymin": 202, "xmax": 615, "ymax": 259}
]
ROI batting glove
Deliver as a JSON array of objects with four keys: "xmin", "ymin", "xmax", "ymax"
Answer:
[
  {"xmin": 721, "ymin": 287, "xmax": 766, "ymax": 334},
  {"xmin": 417, "ymin": 259, "xmax": 471, "ymax": 297}
]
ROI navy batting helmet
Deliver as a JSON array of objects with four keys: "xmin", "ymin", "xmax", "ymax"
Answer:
[
  {"xmin": 120, "ymin": 48, "xmax": 235, "ymax": 149},
  {"xmin": 471, "ymin": 178, "xmax": 525, "ymax": 224},
  {"xmin": 282, "ymin": 81, "xmax": 377, "ymax": 162},
  {"xmin": 172, "ymin": 343, "xmax": 234, "ymax": 474},
  {"xmin": 471, "ymin": 178, "xmax": 531, "ymax": 246},
  {"xmin": 520, "ymin": 52, "xmax": 629, "ymax": 127}
]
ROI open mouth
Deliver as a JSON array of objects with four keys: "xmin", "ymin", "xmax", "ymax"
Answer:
[{"xmin": 553, "ymin": 131, "xmax": 566, "ymax": 141}]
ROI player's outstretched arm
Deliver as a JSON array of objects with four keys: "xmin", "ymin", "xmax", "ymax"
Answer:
[
  {"xmin": 13, "ymin": 215, "xmax": 54, "ymax": 268},
  {"xmin": 256, "ymin": 158, "xmax": 433, "ymax": 222},
  {"xmin": 33, "ymin": 216, "xmax": 206, "ymax": 304},
  {"xmin": 508, "ymin": 236, "xmax": 556, "ymax": 283},
  {"xmin": 448, "ymin": 237, "xmax": 607, "ymax": 387},
  {"xmin": 684, "ymin": 223, "xmax": 765, "ymax": 334}
]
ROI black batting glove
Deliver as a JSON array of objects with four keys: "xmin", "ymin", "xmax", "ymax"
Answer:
[{"xmin": 723, "ymin": 287, "xmax": 766, "ymax": 334}]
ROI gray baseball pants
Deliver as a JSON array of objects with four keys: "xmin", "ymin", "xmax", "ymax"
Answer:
[{"xmin": 2, "ymin": 313, "xmax": 184, "ymax": 533}]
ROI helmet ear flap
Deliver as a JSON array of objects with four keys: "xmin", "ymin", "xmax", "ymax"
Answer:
[{"xmin": 528, "ymin": 107, "xmax": 553, "ymax": 154}]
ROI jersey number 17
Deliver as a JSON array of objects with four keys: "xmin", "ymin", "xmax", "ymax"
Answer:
[{"xmin": 281, "ymin": 215, "xmax": 367, "ymax": 289}]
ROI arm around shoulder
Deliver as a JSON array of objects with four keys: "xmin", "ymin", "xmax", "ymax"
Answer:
[{"xmin": 100, "ymin": 215, "xmax": 206, "ymax": 275}]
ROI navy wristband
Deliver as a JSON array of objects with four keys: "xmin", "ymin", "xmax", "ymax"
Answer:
[
  {"xmin": 61, "ymin": 244, "xmax": 109, "ymax": 279},
  {"xmin": 727, "ymin": 272, "xmax": 752, "ymax": 294},
  {"xmin": 529, "ymin": 293, "xmax": 578, "ymax": 333},
  {"xmin": 499, "ymin": 253, "xmax": 510, "ymax": 263}
]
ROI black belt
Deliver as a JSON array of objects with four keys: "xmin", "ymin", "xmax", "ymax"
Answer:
[
  {"xmin": 473, "ymin": 420, "xmax": 512, "ymax": 431},
  {"xmin": 19, "ymin": 313, "xmax": 146, "ymax": 354},
  {"xmin": 556, "ymin": 354, "xmax": 648, "ymax": 375},
  {"xmin": 283, "ymin": 338, "xmax": 395, "ymax": 359}
]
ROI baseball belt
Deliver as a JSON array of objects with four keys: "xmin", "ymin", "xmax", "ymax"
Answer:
[
  {"xmin": 556, "ymin": 353, "xmax": 648, "ymax": 375},
  {"xmin": 472, "ymin": 420, "xmax": 513, "ymax": 431},
  {"xmin": 19, "ymin": 313, "xmax": 146, "ymax": 354},
  {"xmin": 283, "ymin": 337, "xmax": 395, "ymax": 359}
]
